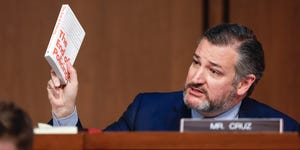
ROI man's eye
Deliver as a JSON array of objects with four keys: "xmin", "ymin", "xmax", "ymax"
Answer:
[
  {"xmin": 210, "ymin": 69, "xmax": 221, "ymax": 75},
  {"xmin": 193, "ymin": 60, "xmax": 199, "ymax": 64}
]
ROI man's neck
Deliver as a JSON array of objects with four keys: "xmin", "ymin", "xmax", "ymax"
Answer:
[{"xmin": 192, "ymin": 101, "xmax": 243, "ymax": 119}]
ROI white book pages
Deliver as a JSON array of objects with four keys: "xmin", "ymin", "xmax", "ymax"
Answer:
[{"xmin": 33, "ymin": 123, "xmax": 78, "ymax": 134}]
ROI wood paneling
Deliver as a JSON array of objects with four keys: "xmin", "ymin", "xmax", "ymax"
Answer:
[
  {"xmin": 229, "ymin": 0, "xmax": 300, "ymax": 123},
  {"xmin": 0, "ymin": 0, "xmax": 203, "ymax": 128}
]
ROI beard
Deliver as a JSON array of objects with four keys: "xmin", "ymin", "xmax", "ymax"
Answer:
[{"xmin": 183, "ymin": 82, "xmax": 237, "ymax": 115}]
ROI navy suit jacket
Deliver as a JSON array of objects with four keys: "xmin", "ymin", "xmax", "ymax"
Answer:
[
  {"xmin": 103, "ymin": 91, "xmax": 299, "ymax": 132},
  {"xmin": 49, "ymin": 91, "xmax": 299, "ymax": 132}
]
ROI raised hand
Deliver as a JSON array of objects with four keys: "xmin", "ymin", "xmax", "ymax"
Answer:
[{"xmin": 46, "ymin": 62, "xmax": 78, "ymax": 119}]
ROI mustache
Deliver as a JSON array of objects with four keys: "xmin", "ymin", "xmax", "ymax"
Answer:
[{"xmin": 184, "ymin": 83, "xmax": 208, "ymax": 95}]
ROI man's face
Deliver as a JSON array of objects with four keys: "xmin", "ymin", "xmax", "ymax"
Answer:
[{"xmin": 184, "ymin": 39, "xmax": 239, "ymax": 117}]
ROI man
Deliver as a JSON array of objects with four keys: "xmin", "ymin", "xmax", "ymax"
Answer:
[
  {"xmin": 47, "ymin": 23, "xmax": 299, "ymax": 131},
  {"xmin": 0, "ymin": 101, "xmax": 33, "ymax": 150}
]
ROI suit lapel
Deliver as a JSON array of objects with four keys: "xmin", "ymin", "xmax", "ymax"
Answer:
[
  {"xmin": 173, "ymin": 91, "xmax": 191, "ymax": 119},
  {"xmin": 238, "ymin": 97, "xmax": 259, "ymax": 118}
]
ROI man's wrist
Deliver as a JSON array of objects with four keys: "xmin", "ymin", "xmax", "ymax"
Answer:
[
  {"xmin": 52, "ymin": 106, "xmax": 78, "ymax": 126},
  {"xmin": 52, "ymin": 105, "xmax": 76, "ymax": 119}
]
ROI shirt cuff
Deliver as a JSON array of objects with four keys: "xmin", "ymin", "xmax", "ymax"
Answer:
[{"xmin": 52, "ymin": 106, "xmax": 78, "ymax": 126}]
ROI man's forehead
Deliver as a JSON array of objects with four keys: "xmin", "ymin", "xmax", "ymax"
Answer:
[{"xmin": 194, "ymin": 39, "xmax": 239, "ymax": 68}]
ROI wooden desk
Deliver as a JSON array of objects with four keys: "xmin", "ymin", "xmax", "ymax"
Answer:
[
  {"xmin": 34, "ymin": 132, "xmax": 300, "ymax": 149},
  {"xmin": 33, "ymin": 133, "xmax": 84, "ymax": 149}
]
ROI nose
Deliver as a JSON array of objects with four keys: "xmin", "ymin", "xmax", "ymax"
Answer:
[{"xmin": 190, "ymin": 67, "xmax": 206, "ymax": 84}]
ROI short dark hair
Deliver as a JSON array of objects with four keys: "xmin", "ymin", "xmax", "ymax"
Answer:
[
  {"xmin": 200, "ymin": 23, "xmax": 265, "ymax": 96},
  {"xmin": 0, "ymin": 101, "xmax": 33, "ymax": 150}
]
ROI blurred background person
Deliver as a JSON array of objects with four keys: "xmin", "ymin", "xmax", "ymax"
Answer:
[{"xmin": 0, "ymin": 100, "xmax": 33, "ymax": 150}]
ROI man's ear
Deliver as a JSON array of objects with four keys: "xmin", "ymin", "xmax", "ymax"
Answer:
[{"xmin": 236, "ymin": 74, "xmax": 256, "ymax": 96}]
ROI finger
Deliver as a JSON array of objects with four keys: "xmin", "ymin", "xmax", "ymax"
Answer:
[
  {"xmin": 66, "ymin": 62, "xmax": 78, "ymax": 84},
  {"xmin": 47, "ymin": 80, "xmax": 54, "ymax": 90},
  {"xmin": 47, "ymin": 81, "xmax": 60, "ymax": 100},
  {"xmin": 47, "ymin": 86, "xmax": 55, "ymax": 101},
  {"xmin": 50, "ymin": 70, "xmax": 61, "ymax": 87}
]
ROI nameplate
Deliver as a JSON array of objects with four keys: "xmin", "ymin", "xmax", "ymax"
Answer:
[{"xmin": 180, "ymin": 118, "xmax": 283, "ymax": 133}]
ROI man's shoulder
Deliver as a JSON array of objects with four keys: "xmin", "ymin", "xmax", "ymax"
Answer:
[
  {"xmin": 240, "ymin": 97, "xmax": 294, "ymax": 118},
  {"xmin": 137, "ymin": 91, "xmax": 183, "ymax": 98},
  {"xmin": 133, "ymin": 91, "xmax": 183, "ymax": 103},
  {"xmin": 130, "ymin": 91, "xmax": 184, "ymax": 108},
  {"xmin": 240, "ymin": 97, "xmax": 299, "ymax": 131}
]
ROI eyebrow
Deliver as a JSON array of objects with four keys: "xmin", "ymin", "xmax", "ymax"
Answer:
[
  {"xmin": 193, "ymin": 53, "xmax": 223, "ymax": 69},
  {"xmin": 209, "ymin": 61, "xmax": 223, "ymax": 69}
]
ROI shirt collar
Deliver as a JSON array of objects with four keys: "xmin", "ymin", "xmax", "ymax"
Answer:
[{"xmin": 191, "ymin": 101, "xmax": 242, "ymax": 119}]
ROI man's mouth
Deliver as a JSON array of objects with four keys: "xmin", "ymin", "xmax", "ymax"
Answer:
[{"xmin": 188, "ymin": 87, "xmax": 206, "ymax": 97}]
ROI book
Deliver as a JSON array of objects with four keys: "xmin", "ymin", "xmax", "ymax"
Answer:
[
  {"xmin": 44, "ymin": 4, "xmax": 85, "ymax": 84},
  {"xmin": 34, "ymin": 123, "xmax": 78, "ymax": 134}
]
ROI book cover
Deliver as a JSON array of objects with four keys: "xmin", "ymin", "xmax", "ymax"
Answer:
[{"xmin": 44, "ymin": 4, "xmax": 85, "ymax": 84}]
